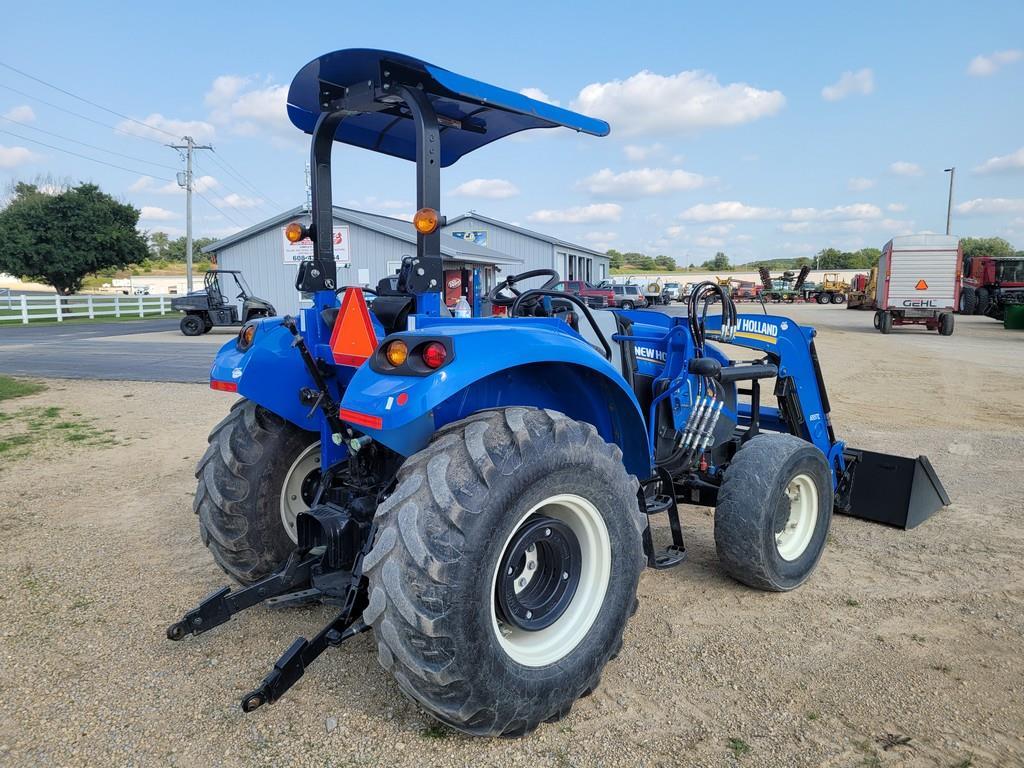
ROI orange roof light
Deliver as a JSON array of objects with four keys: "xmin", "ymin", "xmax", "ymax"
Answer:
[
  {"xmin": 413, "ymin": 207, "xmax": 440, "ymax": 234},
  {"xmin": 285, "ymin": 221, "xmax": 308, "ymax": 243}
]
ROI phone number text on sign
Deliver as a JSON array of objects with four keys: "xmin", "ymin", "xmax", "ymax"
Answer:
[{"xmin": 282, "ymin": 225, "xmax": 351, "ymax": 264}]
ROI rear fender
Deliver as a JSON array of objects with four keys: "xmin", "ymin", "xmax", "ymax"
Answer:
[
  {"xmin": 338, "ymin": 321, "xmax": 652, "ymax": 477},
  {"xmin": 209, "ymin": 317, "xmax": 322, "ymax": 432}
]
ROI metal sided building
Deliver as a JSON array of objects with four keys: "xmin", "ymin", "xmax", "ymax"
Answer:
[
  {"xmin": 203, "ymin": 206, "xmax": 520, "ymax": 315},
  {"xmin": 443, "ymin": 212, "xmax": 611, "ymax": 288}
]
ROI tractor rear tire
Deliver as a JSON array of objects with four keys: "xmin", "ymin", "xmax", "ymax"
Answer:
[
  {"xmin": 939, "ymin": 312, "xmax": 955, "ymax": 336},
  {"xmin": 816, "ymin": 293, "xmax": 829, "ymax": 305},
  {"xmin": 976, "ymin": 288, "xmax": 991, "ymax": 315},
  {"xmin": 958, "ymin": 287, "xmax": 977, "ymax": 315},
  {"xmin": 180, "ymin": 314, "xmax": 204, "ymax": 336},
  {"xmin": 831, "ymin": 293, "xmax": 846, "ymax": 304},
  {"xmin": 714, "ymin": 433, "xmax": 833, "ymax": 591},
  {"xmin": 194, "ymin": 399, "xmax": 319, "ymax": 585},
  {"xmin": 362, "ymin": 407, "xmax": 645, "ymax": 737}
]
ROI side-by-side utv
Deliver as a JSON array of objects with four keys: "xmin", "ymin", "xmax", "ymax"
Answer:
[
  {"xmin": 168, "ymin": 49, "xmax": 949, "ymax": 737},
  {"xmin": 171, "ymin": 269, "xmax": 275, "ymax": 336}
]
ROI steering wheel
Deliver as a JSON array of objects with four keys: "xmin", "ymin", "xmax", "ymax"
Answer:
[{"xmin": 487, "ymin": 269, "xmax": 560, "ymax": 312}]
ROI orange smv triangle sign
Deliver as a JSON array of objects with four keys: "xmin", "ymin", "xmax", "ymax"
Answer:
[
  {"xmin": 330, "ymin": 287, "xmax": 378, "ymax": 367},
  {"xmin": 915, "ymin": 279, "xmax": 928, "ymax": 290}
]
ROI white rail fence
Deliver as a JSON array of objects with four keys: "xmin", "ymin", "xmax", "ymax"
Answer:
[{"xmin": 0, "ymin": 293, "xmax": 172, "ymax": 324}]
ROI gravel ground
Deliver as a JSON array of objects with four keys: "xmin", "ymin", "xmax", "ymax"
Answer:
[{"xmin": 0, "ymin": 305, "xmax": 1022, "ymax": 767}]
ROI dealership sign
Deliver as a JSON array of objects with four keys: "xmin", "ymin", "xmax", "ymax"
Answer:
[{"xmin": 282, "ymin": 225, "xmax": 351, "ymax": 264}]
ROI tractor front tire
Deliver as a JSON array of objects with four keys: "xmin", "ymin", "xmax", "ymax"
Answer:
[
  {"xmin": 976, "ymin": 288, "xmax": 991, "ymax": 315},
  {"xmin": 958, "ymin": 287, "xmax": 977, "ymax": 315},
  {"xmin": 939, "ymin": 312, "xmax": 955, "ymax": 336},
  {"xmin": 362, "ymin": 408, "xmax": 645, "ymax": 737},
  {"xmin": 194, "ymin": 399, "xmax": 319, "ymax": 584},
  {"xmin": 714, "ymin": 434, "xmax": 833, "ymax": 591},
  {"xmin": 831, "ymin": 293, "xmax": 846, "ymax": 304},
  {"xmin": 816, "ymin": 294, "xmax": 829, "ymax": 305},
  {"xmin": 180, "ymin": 314, "xmax": 204, "ymax": 336}
]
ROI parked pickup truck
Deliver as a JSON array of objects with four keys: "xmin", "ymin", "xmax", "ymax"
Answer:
[{"xmin": 542, "ymin": 278, "xmax": 614, "ymax": 309}]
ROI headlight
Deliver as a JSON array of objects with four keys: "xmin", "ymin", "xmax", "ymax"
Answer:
[{"xmin": 237, "ymin": 322, "xmax": 257, "ymax": 351}]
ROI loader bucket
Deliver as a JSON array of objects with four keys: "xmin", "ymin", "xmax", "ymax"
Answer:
[{"xmin": 838, "ymin": 449, "xmax": 949, "ymax": 529}]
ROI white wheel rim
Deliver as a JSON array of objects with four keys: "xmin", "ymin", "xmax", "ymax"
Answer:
[
  {"xmin": 490, "ymin": 494, "xmax": 611, "ymax": 667},
  {"xmin": 776, "ymin": 473, "xmax": 818, "ymax": 561},
  {"xmin": 279, "ymin": 441, "xmax": 320, "ymax": 543}
]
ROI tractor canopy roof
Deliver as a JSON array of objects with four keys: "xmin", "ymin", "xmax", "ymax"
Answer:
[{"xmin": 287, "ymin": 49, "xmax": 609, "ymax": 167}]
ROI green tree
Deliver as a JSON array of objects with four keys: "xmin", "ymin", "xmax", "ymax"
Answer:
[
  {"xmin": 606, "ymin": 248, "xmax": 624, "ymax": 269},
  {"xmin": 654, "ymin": 254, "xmax": 677, "ymax": 270},
  {"xmin": 148, "ymin": 231, "xmax": 171, "ymax": 259},
  {"xmin": 0, "ymin": 183, "xmax": 148, "ymax": 294},
  {"xmin": 700, "ymin": 251, "xmax": 730, "ymax": 270},
  {"xmin": 961, "ymin": 237, "xmax": 1015, "ymax": 260}
]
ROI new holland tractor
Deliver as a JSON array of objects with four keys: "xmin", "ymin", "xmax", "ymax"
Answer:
[{"xmin": 168, "ymin": 49, "xmax": 949, "ymax": 737}]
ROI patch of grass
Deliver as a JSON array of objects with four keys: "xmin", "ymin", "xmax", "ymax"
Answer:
[
  {"xmin": 846, "ymin": 597, "xmax": 861, "ymax": 607},
  {"xmin": 727, "ymin": 737, "xmax": 751, "ymax": 758},
  {"xmin": 951, "ymin": 756, "xmax": 974, "ymax": 768},
  {"xmin": 419, "ymin": 723, "xmax": 451, "ymax": 739},
  {"xmin": 0, "ymin": 376, "xmax": 44, "ymax": 402},
  {"xmin": 0, "ymin": 434, "xmax": 33, "ymax": 453},
  {"xmin": 931, "ymin": 663, "xmax": 951, "ymax": 674},
  {"xmin": 911, "ymin": 633, "xmax": 926, "ymax": 645},
  {"xmin": 0, "ymin": 403, "xmax": 118, "ymax": 467},
  {"xmin": 806, "ymin": 711, "xmax": 820, "ymax": 721}
]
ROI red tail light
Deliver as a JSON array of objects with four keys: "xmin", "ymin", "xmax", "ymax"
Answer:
[{"xmin": 421, "ymin": 342, "xmax": 447, "ymax": 369}]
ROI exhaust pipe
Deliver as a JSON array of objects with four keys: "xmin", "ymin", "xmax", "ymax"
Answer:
[{"xmin": 837, "ymin": 449, "xmax": 950, "ymax": 529}]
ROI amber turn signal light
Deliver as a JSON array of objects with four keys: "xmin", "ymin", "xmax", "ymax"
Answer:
[
  {"xmin": 413, "ymin": 208, "xmax": 440, "ymax": 234},
  {"xmin": 385, "ymin": 339, "xmax": 408, "ymax": 367},
  {"xmin": 284, "ymin": 221, "xmax": 308, "ymax": 243}
]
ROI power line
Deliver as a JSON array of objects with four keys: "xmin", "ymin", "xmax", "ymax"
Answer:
[
  {"xmin": 0, "ymin": 60, "xmax": 181, "ymax": 140},
  {"xmin": 0, "ymin": 114, "xmax": 179, "ymax": 171},
  {"xmin": 0, "ymin": 81, "xmax": 167, "ymax": 146},
  {"xmin": 0, "ymin": 126, "xmax": 175, "ymax": 181},
  {"xmin": 207, "ymin": 149, "xmax": 282, "ymax": 210},
  {"xmin": 191, "ymin": 155, "xmax": 272, "ymax": 220},
  {"xmin": 195, "ymin": 189, "xmax": 247, "ymax": 229}
]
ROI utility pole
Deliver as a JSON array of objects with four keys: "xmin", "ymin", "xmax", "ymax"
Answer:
[
  {"xmin": 169, "ymin": 136, "xmax": 213, "ymax": 292},
  {"xmin": 944, "ymin": 166, "xmax": 956, "ymax": 236}
]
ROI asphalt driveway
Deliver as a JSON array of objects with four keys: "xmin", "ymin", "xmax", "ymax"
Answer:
[{"xmin": 0, "ymin": 319, "xmax": 232, "ymax": 383}]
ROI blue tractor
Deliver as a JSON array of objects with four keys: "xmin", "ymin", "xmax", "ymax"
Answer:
[{"xmin": 169, "ymin": 49, "xmax": 949, "ymax": 737}]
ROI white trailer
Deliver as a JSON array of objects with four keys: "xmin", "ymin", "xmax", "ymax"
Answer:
[{"xmin": 873, "ymin": 234, "xmax": 960, "ymax": 336}]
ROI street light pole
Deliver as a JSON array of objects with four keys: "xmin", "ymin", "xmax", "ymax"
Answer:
[{"xmin": 944, "ymin": 167, "xmax": 955, "ymax": 236}]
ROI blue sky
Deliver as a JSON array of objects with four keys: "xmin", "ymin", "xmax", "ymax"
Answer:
[{"xmin": 1, "ymin": 0, "xmax": 1021, "ymax": 265}]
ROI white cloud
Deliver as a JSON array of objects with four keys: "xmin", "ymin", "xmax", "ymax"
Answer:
[
  {"xmin": 887, "ymin": 202, "xmax": 907, "ymax": 212},
  {"xmin": 974, "ymin": 147, "xmax": 1024, "ymax": 174},
  {"xmin": 343, "ymin": 196, "xmax": 412, "ymax": 213},
  {"xmin": 821, "ymin": 68, "xmax": 875, "ymax": 101},
  {"xmin": 0, "ymin": 145, "xmax": 37, "ymax": 168},
  {"xmin": 678, "ymin": 201, "xmax": 780, "ymax": 222},
  {"xmin": 790, "ymin": 203, "xmax": 883, "ymax": 221},
  {"xmin": 955, "ymin": 197, "xmax": 1024, "ymax": 216},
  {"xmin": 2, "ymin": 105, "xmax": 35, "ymax": 122},
  {"xmin": 117, "ymin": 113, "xmax": 215, "ymax": 142},
  {"xmin": 218, "ymin": 193, "xmax": 263, "ymax": 209},
  {"xmin": 967, "ymin": 49, "xmax": 1023, "ymax": 76},
  {"xmin": 779, "ymin": 222, "xmax": 811, "ymax": 233},
  {"xmin": 450, "ymin": 178, "xmax": 520, "ymax": 199},
  {"xmin": 665, "ymin": 225, "xmax": 685, "ymax": 238},
  {"xmin": 527, "ymin": 203, "xmax": 623, "ymax": 224},
  {"xmin": 519, "ymin": 88, "xmax": 560, "ymax": 106},
  {"xmin": 572, "ymin": 70, "xmax": 784, "ymax": 136},
  {"xmin": 623, "ymin": 143, "xmax": 663, "ymax": 162},
  {"xmin": 205, "ymin": 75, "xmax": 291, "ymax": 137},
  {"xmin": 155, "ymin": 175, "xmax": 218, "ymax": 195},
  {"xmin": 139, "ymin": 206, "xmax": 178, "ymax": 221},
  {"xmin": 129, "ymin": 176, "xmax": 154, "ymax": 192},
  {"xmin": 693, "ymin": 235, "xmax": 725, "ymax": 247},
  {"xmin": 890, "ymin": 161, "xmax": 923, "ymax": 176},
  {"xmin": 578, "ymin": 167, "xmax": 709, "ymax": 197},
  {"xmin": 705, "ymin": 224, "xmax": 733, "ymax": 236},
  {"xmin": 847, "ymin": 176, "xmax": 875, "ymax": 191}
]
